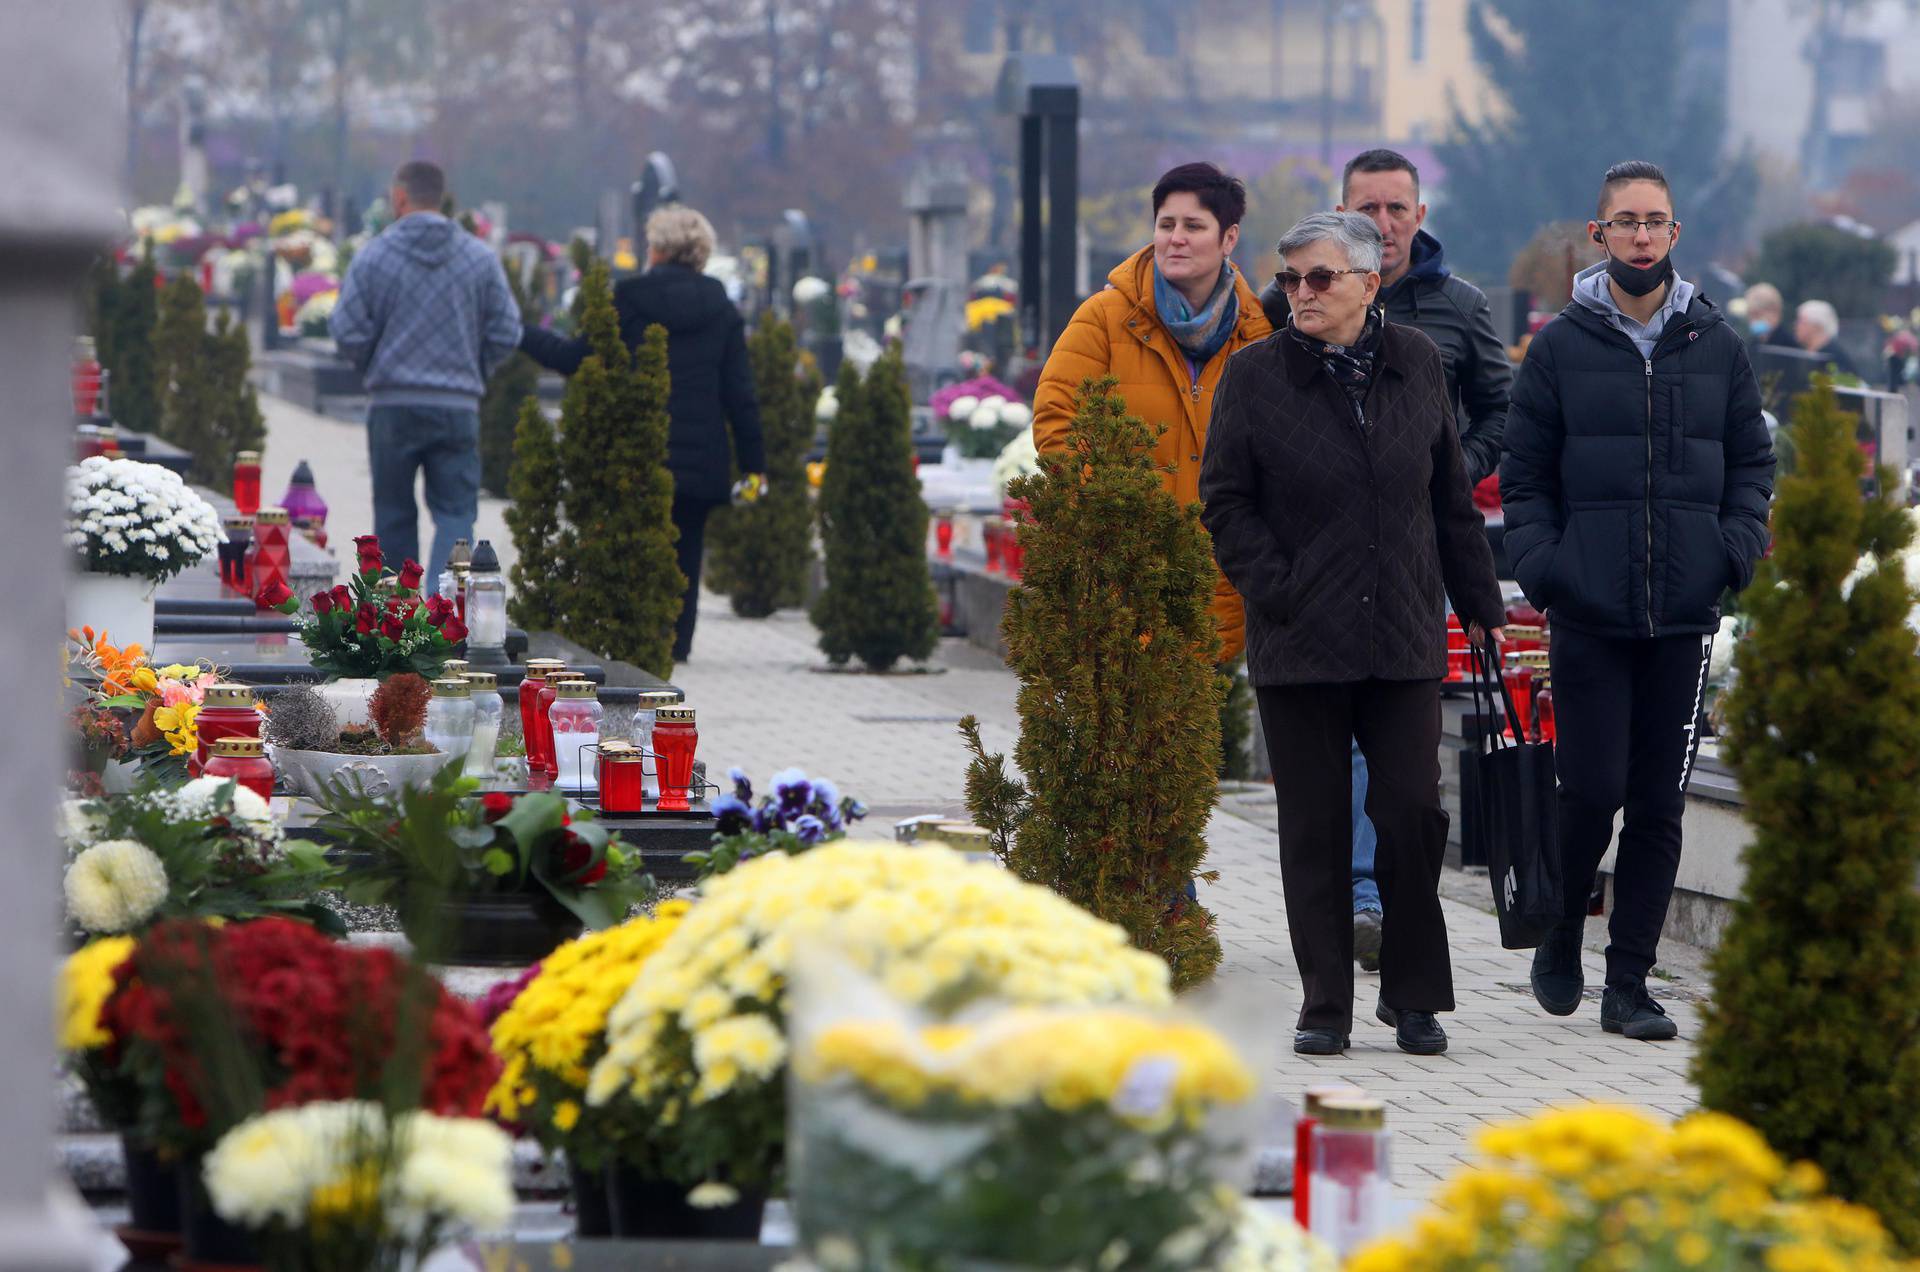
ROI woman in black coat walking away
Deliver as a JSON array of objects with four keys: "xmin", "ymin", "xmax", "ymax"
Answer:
[
  {"xmin": 520, "ymin": 206, "xmax": 766, "ymax": 661},
  {"xmin": 1200, "ymin": 212, "xmax": 1506, "ymax": 1058}
]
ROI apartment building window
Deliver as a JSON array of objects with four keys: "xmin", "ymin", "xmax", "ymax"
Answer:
[{"xmin": 1410, "ymin": 0, "xmax": 1427, "ymax": 63}]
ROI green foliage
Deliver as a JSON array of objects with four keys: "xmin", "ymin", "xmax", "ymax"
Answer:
[
  {"xmin": 154, "ymin": 274, "xmax": 264, "ymax": 484},
  {"xmin": 505, "ymin": 396, "xmax": 565, "ymax": 634},
  {"xmin": 96, "ymin": 247, "xmax": 161, "ymax": 436},
  {"xmin": 1748, "ymin": 222, "xmax": 1899, "ymax": 319},
  {"xmin": 480, "ymin": 266, "xmax": 542, "ymax": 497},
  {"xmin": 706, "ymin": 319, "xmax": 820, "ymax": 617},
  {"xmin": 1433, "ymin": 0, "xmax": 1753, "ymax": 280},
  {"xmin": 1217, "ymin": 658, "xmax": 1253, "ymax": 781},
  {"xmin": 961, "ymin": 378, "xmax": 1224, "ymax": 990},
  {"xmin": 811, "ymin": 348, "xmax": 939, "ymax": 670},
  {"xmin": 1694, "ymin": 378, "xmax": 1920, "ymax": 1249},
  {"xmin": 504, "ymin": 261, "xmax": 684, "ymax": 674}
]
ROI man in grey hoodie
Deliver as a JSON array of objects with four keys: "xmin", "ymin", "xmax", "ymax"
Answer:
[{"xmin": 330, "ymin": 160, "xmax": 520, "ymax": 581}]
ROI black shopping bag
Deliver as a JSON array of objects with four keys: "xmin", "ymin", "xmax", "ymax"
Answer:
[{"xmin": 1465, "ymin": 642, "xmax": 1563, "ymax": 950}]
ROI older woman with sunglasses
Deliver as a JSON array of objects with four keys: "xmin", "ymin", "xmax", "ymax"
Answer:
[{"xmin": 1199, "ymin": 212, "xmax": 1504, "ymax": 1058}]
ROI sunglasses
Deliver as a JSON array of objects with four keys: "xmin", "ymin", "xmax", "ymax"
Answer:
[{"xmin": 1274, "ymin": 267, "xmax": 1371, "ymax": 295}]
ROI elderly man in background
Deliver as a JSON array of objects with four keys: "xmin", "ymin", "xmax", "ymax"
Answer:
[
  {"xmin": 1740, "ymin": 282, "xmax": 1795, "ymax": 349},
  {"xmin": 1794, "ymin": 300, "xmax": 1859, "ymax": 379}
]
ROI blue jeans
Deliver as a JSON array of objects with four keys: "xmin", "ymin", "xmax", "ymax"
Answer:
[
  {"xmin": 1351, "ymin": 739, "xmax": 1381, "ymax": 913},
  {"xmin": 367, "ymin": 405, "xmax": 481, "ymax": 583}
]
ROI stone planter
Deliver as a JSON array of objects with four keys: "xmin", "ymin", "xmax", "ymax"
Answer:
[
  {"xmin": 67, "ymin": 571, "xmax": 156, "ymax": 650},
  {"xmin": 313, "ymin": 676, "xmax": 379, "ymax": 729},
  {"xmin": 607, "ymin": 1165, "xmax": 767, "ymax": 1241},
  {"xmin": 401, "ymin": 890, "xmax": 584, "ymax": 966},
  {"xmin": 269, "ymin": 745, "xmax": 456, "ymax": 801}
]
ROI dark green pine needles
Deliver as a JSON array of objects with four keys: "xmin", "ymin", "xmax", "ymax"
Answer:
[{"xmin": 1695, "ymin": 377, "xmax": 1920, "ymax": 1250}]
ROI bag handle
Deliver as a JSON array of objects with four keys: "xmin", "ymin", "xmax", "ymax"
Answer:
[{"xmin": 1471, "ymin": 638, "xmax": 1525, "ymax": 752}]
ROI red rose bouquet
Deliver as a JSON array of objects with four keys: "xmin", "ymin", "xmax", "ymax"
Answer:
[
  {"xmin": 101, "ymin": 917, "xmax": 498, "ymax": 1153},
  {"xmin": 258, "ymin": 533, "xmax": 464, "ymax": 680}
]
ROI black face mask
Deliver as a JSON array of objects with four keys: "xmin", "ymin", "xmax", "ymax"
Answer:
[{"xmin": 1604, "ymin": 250, "xmax": 1674, "ymax": 298}]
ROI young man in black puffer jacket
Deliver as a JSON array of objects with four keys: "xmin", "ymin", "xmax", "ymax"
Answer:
[{"xmin": 1500, "ymin": 161, "xmax": 1775, "ymax": 1041}]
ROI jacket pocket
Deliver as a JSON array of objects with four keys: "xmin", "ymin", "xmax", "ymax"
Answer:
[
  {"xmin": 1549, "ymin": 507, "xmax": 1632, "ymax": 626},
  {"xmin": 1663, "ymin": 506, "xmax": 1732, "ymax": 626}
]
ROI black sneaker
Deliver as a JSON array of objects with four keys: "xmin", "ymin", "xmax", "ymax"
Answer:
[
  {"xmin": 1293, "ymin": 1028, "xmax": 1349, "ymax": 1055},
  {"xmin": 1601, "ymin": 983, "xmax": 1679, "ymax": 1041},
  {"xmin": 1530, "ymin": 922, "xmax": 1585, "ymax": 1016},
  {"xmin": 1353, "ymin": 910, "xmax": 1383, "ymax": 973},
  {"xmin": 1374, "ymin": 999, "xmax": 1448, "ymax": 1055}
]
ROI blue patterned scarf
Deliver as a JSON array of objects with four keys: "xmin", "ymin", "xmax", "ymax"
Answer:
[{"xmin": 1153, "ymin": 262, "xmax": 1240, "ymax": 366}]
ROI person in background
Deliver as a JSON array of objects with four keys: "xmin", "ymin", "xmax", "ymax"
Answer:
[
  {"xmin": 1740, "ymin": 282, "xmax": 1796, "ymax": 349},
  {"xmin": 1202, "ymin": 212, "xmax": 1505, "ymax": 1058},
  {"xmin": 1501, "ymin": 161, "xmax": 1775, "ymax": 1042},
  {"xmin": 1260, "ymin": 148, "xmax": 1513, "ymax": 974},
  {"xmin": 520, "ymin": 206, "xmax": 766, "ymax": 663},
  {"xmin": 1033, "ymin": 161, "xmax": 1273, "ymax": 665},
  {"xmin": 330, "ymin": 160, "xmax": 521, "ymax": 582},
  {"xmin": 1793, "ymin": 299, "xmax": 1860, "ymax": 380}
]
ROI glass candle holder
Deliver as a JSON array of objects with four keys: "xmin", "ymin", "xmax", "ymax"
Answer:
[
  {"xmin": 653, "ymin": 706, "xmax": 698, "ymax": 812},
  {"xmin": 424, "ymin": 678, "xmax": 476, "ymax": 766},
  {"xmin": 277, "ymin": 459, "xmax": 327, "ymax": 535},
  {"xmin": 548, "ymin": 680, "xmax": 604, "ymax": 793},
  {"xmin": 249, "ymin": 508, "xmax": 292, "ymax": 607},
  {"xmin": 534, "ymin": 666, "xmax": 573, "ymax": 781},
  {"xmin": 597, "ymin": 741, "xmax": 646, "ymax": 813},
  {"xmin": 631, "ymin": 689, "xmax": 682, "ymax": 801},
  {"xmin": 518, "ymin": 660, "xmax": 566, "ymax": 778},
  {"xmin": 205, "ymin": 736, "xmax": 274, "ymax": 802},
  {"xmin": 232, "ymin": 450, "xmax": 263, "ymax": 517},
  {"xmin": 1501, "ymin": 662, "xmax": 1536, "ymax": 742},
  {"xmin": 219, "ymin": 515, "xmax": 254, "ymax": 591},
  {"xmin": 192, "ymin": 683, "xmax": 260, "ymax": 778},
  {"xmin": 1533, "ymin": 676, "xmax": 1556, "ymax": 744},
  {"xmin": 1309, "ymin": 1097, "xmax": 1392, "ymax": 1257},
  {"xmin": 1294, "ymin": 1085, "xmax": 1365, "ymax": 1232},
  {"xmin": 465, "ymin": 539, "xmax": 507, "ymax": 652},
  {"xmin": 461, "ymin": 671, "xmax": 503, "ymax": 779}
]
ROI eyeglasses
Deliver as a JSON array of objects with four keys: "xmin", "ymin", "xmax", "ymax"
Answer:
[
  {"xmin": 1274, "ymin": 267, "xmax": 1371, "ymax": 295},
  {"xmin": 1597, "ymin": 218, "xmax": 1679, "ymax": 239}
]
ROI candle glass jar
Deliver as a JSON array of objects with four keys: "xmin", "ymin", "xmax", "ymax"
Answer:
[
  {"xmin": 462, "ymin": 671, "xmax": 504, "ymax": 779},
  {"xmin": 653, "ymin": 707, "xmax": 699, "ymax": 812},
  {"xmin": 1501, "ymin": 663, "xmax": 1536, "ymax": 742},
  {"xmin": 534, "ymin": 666, "xmax": 574, "ymax": 781},
  {"xmin": 233, "ymin": 450, "xmax": 263, "ymax": 517},
  {"xmin": 424, "ymin": 678, "xmax": 476, "ymax": 766},
  {"xmin": 1309, "ymin": 1097, "xmax": 1392, "ymax": 1257},
  {"xmin": 204, "ymin": 736, "xmax": 274, "ymax": 802},
  {"xmin": 1294, "ymin": 1085, "xmax": 1365, "ymax": 1231},
  {"xmin": 631, "ymin": 690, "xmax": 682, "ymax": 801},
  {"xmin": 518, "ymin": 660, "xmax": 566, "ymax": 778},
  {"xmin": 249, "ymin": 508, "xmax": 292, "ymax": 607},
  {"xmin": 193, "ymin": 683, "xmax": 260, "ymax": 778},
  {"xmin": 465, "ymin": 539, "xmax": 507, "ymax": 653},
  {"xmin": 1533, "ymin": 678, "xmax": 1556, "ymax": 745},
  {"xmin": 597, "ymin": 741, "xmax": 646, "ymax": 813},
  {"xmin": 219, "ymin": 516, "xmax": 254, "ymax": 591},
  {"xmin": 548, "ymin": 680, "xmax": 604, "ymax": 793},
  {"xmin": 441, "ymin": 659, "xmax": 469, "ymax": 681}
]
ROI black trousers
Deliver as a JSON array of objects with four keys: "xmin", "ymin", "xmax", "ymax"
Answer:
[
  {"xmin": 671, "ymin": 494, "xmax": 726, "ymax": 661},
  {"xmin": 1549, "ymin": 625, "xmax": 1714, "ymax": 991},
  {"xmin": 1258, "ymin": 679, "xmax": 1453, "ymax": 1034}
]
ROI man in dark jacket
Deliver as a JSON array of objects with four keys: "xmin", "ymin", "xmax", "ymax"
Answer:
[
  {"xmin": 1500, "ymin": 161, "xmax": 1775, "ymax": 1041},
  {"xmin": 1261, "ymin": 149, "xmax": 1513, "ymax": 973},
  {"xmin": 521, "ymin": 206, "xmax": 765, "ymax": 661}
]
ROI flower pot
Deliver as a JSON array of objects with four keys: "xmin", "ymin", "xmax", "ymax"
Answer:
[
  {"xmin": 68, "ymin": 571, "xmax": 156, "ymax": 651},
  {"xmin": 400, "ymin": 889, "xmax": 584, "ymax": 966},
  {"xmin": 313, "ymin": 677, "xmax": 379, "ymax": 730},
  {"xmin": 570, "ymin": 1161, "xmax": 614, "ymax": 1239},
  {"xmin": 269, "ymin": 745, "xmax": 457, "ymax": 801},
  {"xmin": 607, "ymin": 1165, "xmax": 767, "ymax": 1241},
  {"xmin": 175, "ymin": 1157, "xmax": 261, "ymax": 1267},
  {"xmin": 123, "ymin": 1135, "xmax": 183, "ymax": 1233}
]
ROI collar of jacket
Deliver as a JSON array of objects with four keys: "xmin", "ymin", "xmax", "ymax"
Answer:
[
  {"xmin": 1556, "ymin": 287, "xmax": 1726, "ymax": 348},
  {"xmin": 1379, "ymin": 229, "xmax": 1448, "ymax": 316},
  {"xmin": 1278, "ymin": 310, "xmax": 1409, "ymax": 389},
  {"xmin": 1114, "ymin": 243, "xmax": 1266, "ymax": 348}
]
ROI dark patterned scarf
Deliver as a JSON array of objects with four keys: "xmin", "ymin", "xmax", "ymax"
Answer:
[{"xmin": 1287, "ymin": 307, "xmax": 1385, "ymax": 425}]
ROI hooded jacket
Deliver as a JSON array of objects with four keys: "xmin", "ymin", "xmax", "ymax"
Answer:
[
  {"xmin": 329, "ymin": 212, "xmax": 522, "ymax": 408},
  {"xmin": 520, "ymin": 263, "xmax": 766, "ymax": 504},
  {"xmin": 1033, "ymin": 244, "xmax": 1273, "ymax": 662},
  {"xmin": 1499, "ymin": 265, "xmax": 1776, "ymax": 640},
  {"xmin": 1260, "ymin": 229, "xmax": 1510, "ymax": 484}
]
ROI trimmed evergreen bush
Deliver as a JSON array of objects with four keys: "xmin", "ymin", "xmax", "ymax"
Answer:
[
  {"xmin": 504, "ymin": 396, "xmax": 564, "ymax": 634},
  {"xmin": 480, "ymin": 266, "xmax": 542, "ymax": 497},
  {"xmin": 97, "ymin": 247, "xmax": 160, "ymax": 437},
  {"xmin": 810, "ymin": 347, "xmax": 939, "ymax": 670},
  {"xmin": 961, "ymin": 376, "xmax": 1224, "ymax": 989},
  {"xmin": 1694, "ymin": 377, "xmax": 1920, "ymax": 1249},
  {"xmin": 706, "ymin": 318, "xmax": 820, "ymax": 617},
  {"xmin": 1217, "ymin": 657, "xmax": 1253, "ymax": 781},
  {"xmin": 154, "ymin": 273, "xmax": 264, "ymax": 484}
]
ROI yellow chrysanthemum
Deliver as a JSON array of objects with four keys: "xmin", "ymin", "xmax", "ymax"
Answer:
[{"xmin": 56, "ymin": 935, "xmax": 136, "ymax": 1050}]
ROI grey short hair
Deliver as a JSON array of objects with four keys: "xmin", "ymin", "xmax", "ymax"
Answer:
[
  {"xmin": 646, "ymin": 206, "xmax": 717, "ymax": 272},
  {"xmin": 1275, "ymin": 211, "xmax": 1383, "ymax": 273},
  {"xmin": 1797, "ymin": 299, "xmax": 1839, "ymax": 340}
]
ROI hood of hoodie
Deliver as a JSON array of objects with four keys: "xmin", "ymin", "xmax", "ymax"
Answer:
[
  {"xmin": 385, "ymin": 212, "xmax": 458, "ymax": 267},
  {"xmin": 1570, "ymin": 259, "xmax": 1697, "ymax": 326},
  {"xmin": 621, "ymin": 263, "xmax": 738, "ymax": 335}
]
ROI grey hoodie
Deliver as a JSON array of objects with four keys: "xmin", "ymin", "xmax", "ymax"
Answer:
[
  {"xmin": 329, "ymin": 212, "xmax": 521, "ymax": 408},
  {"xmin": 1571, "ymin": 260, "xmax": 1696, "ymax": 360}
]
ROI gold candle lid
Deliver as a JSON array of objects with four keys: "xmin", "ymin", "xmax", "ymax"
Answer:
[
  {"xmin": 253, "ymin": 506, "xmax": 290, "ymax": 525},
  {"xmin": 1318, "ymin": 1096, "xmax": 1386, "ymax": 1131},
  {"xmin": 210, "ymin": 736, "xmax": 266, "ymax": 758},
  {"xmin": 1301, "ymin": 1085, "xmax": 1367, "ymax": 1117},
  {"xmin": 656, "ymin": 706, "xmax": 695, "ymax": 723},
  {"xmin": 461, "ymin": 671, "xmax": 498, "ymax": 690},
  {"xmin": 1511, "ymin": 650, "xmax": 1552, "ymax": 670},
  {"xmin": 442, "ymin": 658, "xmax": 469, "ymax": 676},
  {"xmin": 235, "ymin": 450, "xmax": 262, "ymax": 464},
  {"xmin": 203, "ymin": 683, "xmax": 256, "ymax": 709},
  {"xmin": 524, "ymin": 658, "xmax": 568, "ymax": 676},
  {"xmin": 599, "ymin": 740, "xmax": 643, "ymax": 761},
  {"xmin": 222, "ymin": 514, "xmax": 254, "ymax": 531},
  {"xmin": 555, "ymin": 680, "xmax": 598, "ymax": 700},
  {"xmin": 430, "ymin": 678, "xmax": 471, "ymax": 698},
  {"xmin": 635, "ymin": 690, "xmax": 684, "ymax": 708}
]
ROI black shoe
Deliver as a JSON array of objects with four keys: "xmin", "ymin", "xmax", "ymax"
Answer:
[
  {"xmin": 1531, "ymin": 922, "xmax": 1586, "ymax": 1016},
  {"xmin": 1375, "ymin": 999, "xmax": 1448, "ymax": 1055},
  {"xmin": 1601, "ymin": 983, "xmax": 1679, "ymax": 1041},
  {"xmin": 1353, "ymin": 909, "xmax": 1383, "ymax": 973},
  {"xmin": 1293, "ymin": 1028, "xmax": 1349, "ymax": 1055}
]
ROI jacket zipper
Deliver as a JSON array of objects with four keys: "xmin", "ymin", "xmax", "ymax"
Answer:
[{"xmin": 1644, "ymin": 357, "xmax": 1656, "ymax": 637}]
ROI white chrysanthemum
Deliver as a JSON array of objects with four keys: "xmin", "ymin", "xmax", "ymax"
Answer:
[
  {"xmin": 968, "ymin": 405, "xmax": 1001, "ymax": 432},
  {"xmin": 390, "ymin": 1113, "xmax": 515, "ymax": 1237},
  {"xmin": 792, "ymin": 275, "xmax": 832, "ymax": 305},
  {"xmin": 63, "ymin": 839, "xmax": 168, "ymax": 933},
  {"xmin": 815, "ymin": 387, "xmax": 839, "ymax": 422},
  {"xmin": 1002, "ymin": 402, "xmax": 1032, "ymax": 428},
  {"xmin": 947, "ymin": 394, "xmax": 980, "ymax": 423},
  {"xmin": 67, "ymin": 456, "xmax": 221, "ymax": 580},
  {"xmin": 58, "ymin": 800, "xmax": 106, "ymax": 851},
  {"xmin": 687, "ymin": 1181, "xmax": 741, "ymax": 1209},
  {"xmin": 203, "ymin": 1105, "xmax": 336, "ymax": 1228}
]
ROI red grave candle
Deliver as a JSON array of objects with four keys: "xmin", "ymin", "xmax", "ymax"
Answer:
[
  {"xmin": 192, "ymin": 683, "xmax": 261, "ymax": 778},
  {"xmin": 203, "ymin": 736, "xmax": 274, "ymax": 801},
  {"xmin": 233, "ymin": 450, "xmax": 263, "ymax": 517},
  {"xmin": 248, "ymin": 507, "xmax": 292, "ymax": 608},
  {"xmin": 652, "ymin": 707, "xmax": 698, "ymax": 812},
  {"xmin": 518, "ymin": 661, "xmax": 566, "ymax": 778},
  {"xmin": 597, "ymin": 743, "xmax": 646, "ymax": 814}
]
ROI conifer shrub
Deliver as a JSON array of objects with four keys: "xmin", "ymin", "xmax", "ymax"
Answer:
[
  {"xmin": 98, "ymin": 247, "xmax": 161, "ymax": 436},
  {"xmin": 153, "ymin": 274, "xmax": 265, "ymax": 484},
  {"xmin": 505, "ymin": 397, "xmax": 564, "ymax": 634},
  {"xmin": 962, "ymin": 377, "xmax": 1224, "ymax": 989},
  {"xmin": 810, "ymin": 348, "xmax": 939, "ymax": 670},
  {"xmin": 1694, "ymin": 378, "xmax": 1920, "ymax": 1249},
  {"xmin": 480, "ymin": 267, "xmax": 541, "ymax": 497},
  {"xmin": 1218, "ymin": 658, "xmax": 1253, "ymax": 781},
  {"xmin": 706, "ymin": 318, "xmax": 820, "ymax": 617}
]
